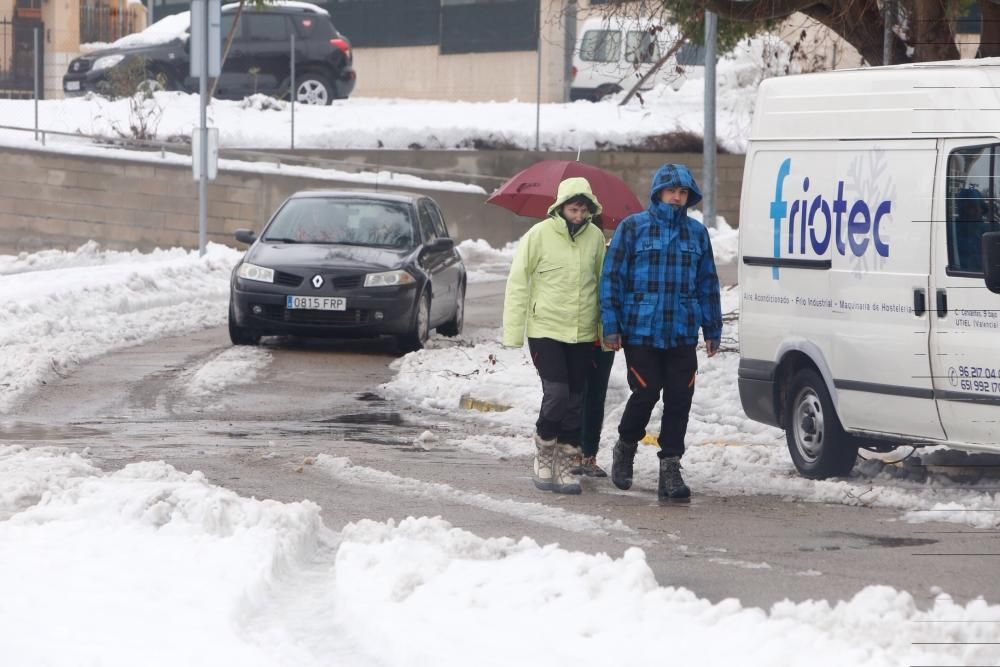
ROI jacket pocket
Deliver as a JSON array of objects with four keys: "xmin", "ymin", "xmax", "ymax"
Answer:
[
  {"xmin": 536, "ymin": 264, "xmax": 563, "ymax": 275},
  {"xmin": 679, "ymin": 240, "xmax": 702, "ymax": 293},
  {"xmin": 624, "ymin": 292, "xmax": 656, "ymax": 337}
]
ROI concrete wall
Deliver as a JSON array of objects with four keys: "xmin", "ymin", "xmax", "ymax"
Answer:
[
  {"xmin": 267, "ymin": 149, "xmax": 746, "ymax": 227},
  {"xmin": 0, "ymin": 146, "xmax": 745, "ymax": 255},
  {"xmin": 0, "ymin": 146, "xmax": 529, "ymax": 254}
]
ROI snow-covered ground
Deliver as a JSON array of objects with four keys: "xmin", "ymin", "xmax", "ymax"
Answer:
[
  {"xmin": 0, "ymin": 35, "xmax": 786, "ymax": 154},
  {"xmin": 3, "ymin": 445, "xmax": 999, "ymax": 667}
]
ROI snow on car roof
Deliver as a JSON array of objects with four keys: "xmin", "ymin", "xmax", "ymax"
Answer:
[{"xmin": 108, "ymin": 2, "xmax": 329, "ymax": 50}]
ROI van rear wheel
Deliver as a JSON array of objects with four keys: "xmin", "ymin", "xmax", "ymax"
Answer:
[{"xmin": 784, "ymin": 368, "xmax": 858, "ymax": 479}]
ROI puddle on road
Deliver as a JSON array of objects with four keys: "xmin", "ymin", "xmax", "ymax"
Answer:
[
  {"xmin": 355, "ymin": 392, "xmax": 386, "ymax": 403},
  {"xmin": 0, "ymin": 421, "xmax": 109, "ymax": 441},
  {"xmin": 803, "ymin": 531, "xmax": 940, "ymax": 551},
  {"xmin": 318, "ymin": 412, "xmax": 404, "ymax": 426}
]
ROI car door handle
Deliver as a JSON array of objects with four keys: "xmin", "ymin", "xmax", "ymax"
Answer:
[
  {"xmin": 913, "ymin": 289, "xmax": 926, "ymax": 317},
  {"xmin": 936, "ymin": 289, "xmax": 948, "ymax": 318}
]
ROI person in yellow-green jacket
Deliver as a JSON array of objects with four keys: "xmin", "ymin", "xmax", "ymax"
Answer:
[{"xmin": 502, "ymin": 177, "xmax": 606, "ymax": 495}]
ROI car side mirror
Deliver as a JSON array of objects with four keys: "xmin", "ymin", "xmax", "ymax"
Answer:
[
  {"xmin": 430, "ymin": 237, "xmax": 454, "ymax": 252},
  {"xmin": 234, "ymin": 229, "xmax": 256, "ymax": 245},
  {"xmin": 984, "ymin": 231, "xmax": 1000, "ymax": 294}
]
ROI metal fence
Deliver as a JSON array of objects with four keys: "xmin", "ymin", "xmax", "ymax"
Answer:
[
  {"xmin": 80, "ymin": 3, "xmax": 139, "ymax": 45},
  {"xmin": 0, "ymin": 16, "xmax": 43, "ymax": 99}
]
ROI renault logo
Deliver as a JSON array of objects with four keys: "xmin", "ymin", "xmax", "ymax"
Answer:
[{"xmin": 311, "ymin": 274, "xmax": 324, "ymax": 289}]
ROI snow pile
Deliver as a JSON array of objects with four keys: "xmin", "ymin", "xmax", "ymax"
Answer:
[
  {"xmin": 456, "ymin": 239, "xmax": 517, "ymax": 283},
  {"xmin": 2, "ymin": 445, "xmax": 999, "ymax": 666},
  {"xmin": 185, "ymin": 347, "xmax": 273, "ymax": 400},
  {"xmin": 0, "ymin": 445, "xmax": 323, "ymax": 667},
  {"xmin": 0, "ymin": 242, "xmax": 241, "ymax": 414}
]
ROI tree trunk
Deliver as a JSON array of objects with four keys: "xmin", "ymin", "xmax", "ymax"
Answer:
[
  {"xmin": 912, "ymin": 0, "xmax": 959, "ymax": 61},
  {"xmin": 978, "ymin": 0, "xmax": 1000, "ymax": 57},
  {"xmin": 208, "ymin": 0, "xmax": 247, "ymax": 100},
  {"xmin": 800, "ymin": 1, "xmax": 908, "ymax": 65}
]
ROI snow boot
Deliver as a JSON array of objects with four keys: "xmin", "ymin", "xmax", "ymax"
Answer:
[
  {"xmin": 658, "ymin": 455, "xmax": 691, "ymax": 502},
  {"xmin": 611, "ymin": 439, "xmax": 639, "ymax": 490},
  {"xmin": 551, "ymin": 443, "xmax": 583, "ymax": 495},
  {"xmin": 571, "ymin": 455, "xmax": 607, "ymax": 478},
  {"xmin": 532, "ymin": 432, "xmax": 557, "ymax": 491}
]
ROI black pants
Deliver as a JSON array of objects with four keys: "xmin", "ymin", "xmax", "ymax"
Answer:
[
  {"xmin": 527, "ymin": 337, "xmax": 594, "ymax": 447},
  {"xmin": 580, "ymin": 346, "xmax": 616, "ymax": 457},
  {"xmin": 617, "ymin": 344, "xmax": 698, "ymax": 459}
]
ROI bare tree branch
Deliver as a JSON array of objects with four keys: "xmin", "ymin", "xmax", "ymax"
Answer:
[{"xmin": 619, "ymin": 34, "xmax": 687, "ymax": 106}]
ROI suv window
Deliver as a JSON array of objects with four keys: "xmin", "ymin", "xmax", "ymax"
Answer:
[
  {"xmin": 626, "ymin": 30, "xmax": 660, "ymax": 64},
  {"xmin": 946, "ymin": 143, "xmax": 1000, "ymax": 275},
  {"xmin": 244, "ymin": 14, "xmax": 291, "ymax": 41},
  {"xmin": 580, "ymin": 30, "xmax": 621, "ymax": 63},
  {"xmin": 417, "ymin": 201, "xmax": 437, "ymax": 242}
]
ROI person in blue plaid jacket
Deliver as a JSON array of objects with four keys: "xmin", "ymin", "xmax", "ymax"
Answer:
[{"xmin": 599, "ymin": 163, "xmax": 723, "ymax": 502}]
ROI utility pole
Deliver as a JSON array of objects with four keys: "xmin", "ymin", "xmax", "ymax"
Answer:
[
  {"xmin": 563, "ymin": 0, "xmax": 577, "ymax": 103},
  {"xmin": 703, "ymin": 11, "xmax": 718, "ymax": 228}
]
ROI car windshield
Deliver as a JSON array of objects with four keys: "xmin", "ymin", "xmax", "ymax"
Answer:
[{"xmin": 263, "ymin": 198, "xmax": 417, "ymax": 248}]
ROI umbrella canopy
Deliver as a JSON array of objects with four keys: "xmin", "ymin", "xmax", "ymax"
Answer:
[{"xmin": 486, "ymin": 160, "xmax": 643, "ymax": 230}]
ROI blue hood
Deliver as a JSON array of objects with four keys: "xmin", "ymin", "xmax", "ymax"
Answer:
[{"xmin": 648, "ymin": 163, "xmax": 703, "ymax": 209}]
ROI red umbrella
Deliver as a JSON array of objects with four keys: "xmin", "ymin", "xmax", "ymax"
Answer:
[{"xmin": 486, "ymin": 160, "xmax": 643, "ymax": 230}]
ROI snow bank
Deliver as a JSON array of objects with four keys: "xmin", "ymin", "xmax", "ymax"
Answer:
[
  {"xmin": 456, "ymin": 239, "xmax": 517, "ymax": 283},
  {"xmin": 0, "ymin": 242, "xmax": 240, "ymax": 414},
  {"xmin": 2, "ymin": 445, "xmax": 998, "ymax": 666}
]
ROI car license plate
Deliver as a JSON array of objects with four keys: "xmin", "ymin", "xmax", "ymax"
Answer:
[
  {"xmin": 65, "ymin": 81, "xmax": 80, "ymax": 91},
  {"xmin": 286, "ymin": 295, "xmax": 346, "ymax": 311}
]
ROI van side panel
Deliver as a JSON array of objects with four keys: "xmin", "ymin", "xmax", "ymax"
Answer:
[{"xmin": 739, "ymin": 141, "xmax": 946, "ymax": 440}]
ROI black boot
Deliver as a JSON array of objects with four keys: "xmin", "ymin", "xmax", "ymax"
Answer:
[
  {"xmin": 611, "ymin": 439, "xmax": 638, "ymax": 490},
  {"xmin": 658, "ymin": 455, "xmax": 691, "ymax": 502}
]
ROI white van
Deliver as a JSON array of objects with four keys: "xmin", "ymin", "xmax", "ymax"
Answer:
[
  {"xmin": 571, "ymin": 16, "xmax": 704, "ymax": 101},
  {"xmin": 737, "ymin": 60, "xmax": 1000, "ymax": 479}
]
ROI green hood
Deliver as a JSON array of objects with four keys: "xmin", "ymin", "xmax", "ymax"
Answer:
[{"xmin": 546, "ymin": 177, "xmax": 604, "ymax": 219}]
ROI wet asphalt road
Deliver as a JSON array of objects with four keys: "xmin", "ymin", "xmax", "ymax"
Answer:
[{"xmin": 5, "ymin": 279, "xmax": 1000, "ymax": 610}]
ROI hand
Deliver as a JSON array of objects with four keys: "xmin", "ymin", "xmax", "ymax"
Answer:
[
  {"xmin": 705, "ymin": 339, "xmax": 720, "ymax": 358},
  {"xmin": 603, "ymin": 334, "xmax": 621, "ymax": 351}
]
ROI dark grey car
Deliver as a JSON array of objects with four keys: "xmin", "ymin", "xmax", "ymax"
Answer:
[{"xmin": 229, "ymin": 191, "xmax": 465, "ymax": 350}]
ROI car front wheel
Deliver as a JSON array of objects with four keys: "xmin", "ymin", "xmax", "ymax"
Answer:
[
  {"xmin": 397, "ymin": 292, "xmax": 430, "ymax": 353},
  {"xmin": 437, "ymin": 282, "xmax": 465, "ymax": 337},
  {"xmin": 784, "ymin": 368, "xmax": 858, "ymax": 479},
  {"xmin": 228, "ymin": 303, "xmax": 260, "ymax": 346}
]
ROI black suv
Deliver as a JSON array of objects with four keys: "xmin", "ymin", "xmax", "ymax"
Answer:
[{"xmin": 63, "ymin": 4, "xmax": 355, "ymax": 105}]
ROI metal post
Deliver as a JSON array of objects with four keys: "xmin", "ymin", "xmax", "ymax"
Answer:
[
  {"xmin": 703, "ymin": 11, "xmax": 717, "ymax": 229},
  {"xmin": 198, "ymin": 2, "xmax": 208, "ymax": 257},
  {"xmin": 563, "ymin": 0, "xmax": 576, "ymax": 103},
  {"xmin": 290, "ymin": 33, "xmax": 295, "ymax": 150},
  {"xmin": 535, "ymin": 8, "xmax": 542, "ymax": 152},
  {"xmin": 147, "ymin": 0, "xmax": 154, "ymax": 26},
  {"xmin": 33, "ymin": 27, "xmax": 39, "ymax": 142}
]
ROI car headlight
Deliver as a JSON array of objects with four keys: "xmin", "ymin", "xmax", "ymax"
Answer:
[
  {"xmin": 92, "ymin": 54, "xmax": 125, "ymax": 71},
  {"xmin": 237, "ymin": 262, "xmax": 275, "ymax": 284},
  {"xmin": 364, "ymin": 270, "xmax": 416, "ymax": 287}
]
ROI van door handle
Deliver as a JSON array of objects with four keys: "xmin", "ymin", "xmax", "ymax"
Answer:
[
  {"xmin": 913, "ymin": 289, "xmax": 926, "ymax": 316},
  {"xmin": 936, "ymin": 289, "xmax": 948, "ymax": 317}
]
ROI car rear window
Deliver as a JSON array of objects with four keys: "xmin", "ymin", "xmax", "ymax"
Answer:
[
  {"xmin": 580, "ymin": 30, "xmax": 621, "ymax": 63},
  {"xmin": 264, "ymin": 198, "xmax": 417, "ymax": 249}
]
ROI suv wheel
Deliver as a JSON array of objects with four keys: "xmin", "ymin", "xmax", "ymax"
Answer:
[{"xmin": 296, "ymin": 74, "xmax": 333, "ymax": 106}]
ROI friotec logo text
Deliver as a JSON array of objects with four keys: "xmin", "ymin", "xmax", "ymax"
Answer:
[{"xmin": 769, "ymin": 158, "xmax": 892, "ymax": 278}]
